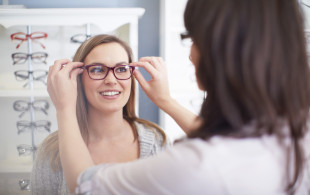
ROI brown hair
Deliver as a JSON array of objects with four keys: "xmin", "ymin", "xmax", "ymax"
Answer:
[
  {"xmin": 184, "ymin": 0, "xmax": 310, "ymax": 193},
  {"xmin": 40, "ymin": 34, "xmax": 166, "ymax": 171}
]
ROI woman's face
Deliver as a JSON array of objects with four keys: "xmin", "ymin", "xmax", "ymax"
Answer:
[
  {"xmin": 82, "ymin": 42, "xmax": 131, "ymax": 114},
  {"xmin": 190, "ymin": 43, "xmax": 203, "ymax": 90}
]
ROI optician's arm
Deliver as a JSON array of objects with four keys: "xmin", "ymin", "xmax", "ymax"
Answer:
[
  {"xmin": 132, "ymin": 57, "xmax": 202, "ymax": 135},
  {"xmin": 47, "ymin": 59, "xmax": 94, "ymax": 193}
]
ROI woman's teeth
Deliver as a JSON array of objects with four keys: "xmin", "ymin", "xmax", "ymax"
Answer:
[{"xmin": 100, "ymin": 91, "xmax": 120, "ymax": 96}]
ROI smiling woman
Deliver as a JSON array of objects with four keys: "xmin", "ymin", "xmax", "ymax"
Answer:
[{"xmin": 30, "ymin": 34, "xmax": 170, "ymax": 195}]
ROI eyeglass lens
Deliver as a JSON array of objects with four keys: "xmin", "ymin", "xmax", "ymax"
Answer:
[
  {"xmin": 86, "ymin": 64, "xmax": 134, "ymax": 80},
  {"xmin": 12, "ymin": 52, "xmax": 48, "ymax": 65},
  {"xmin": 13, "ymin": 100, "xmax": 49, "ymax": 118},
  {"xmin": 17, "ymin": 120, "xmax": 51, "ymax": 134}
]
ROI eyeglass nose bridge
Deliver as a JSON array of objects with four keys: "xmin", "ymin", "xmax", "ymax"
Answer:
[{"xmin": 103, "ymin": 66, "xmax": 119, "ymax": 80}]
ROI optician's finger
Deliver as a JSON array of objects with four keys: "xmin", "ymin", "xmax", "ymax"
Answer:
[
  {"xmin": 52, "ymin": 59, "xmax": 72, "ymax": 72},
  {"xmin": 130, "ymin": 61, "xmax": 158, "ymax": 79},
  {"xmin": 133, "ymin": 69, "xmax": 150, "ymax": 91},
  {"xmin": 139, "ymin": 57, "xmax": 163, "ymax": 70},
  {"xmin": 70, "ymin": 68, "xmax": 84, "ymax": 81},
  {"xmin": 61, "ymin": 62, "xmax": 84, "ymax": 78}
]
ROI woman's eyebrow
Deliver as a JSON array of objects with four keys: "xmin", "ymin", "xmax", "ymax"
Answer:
[
  {"xmin": 115, "ymin": 61, "xmax": 129, "ymax": 65},
  {"xmin": 86, "ymin": 62, "xmax": 106, "ymax": 66},
  {"xmin": 87, "ymin": 61, "xmax": 129, "ymax": 66}
]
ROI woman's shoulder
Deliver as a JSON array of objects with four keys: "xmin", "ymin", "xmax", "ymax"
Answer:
[{"xmin": 135, "ymin": 121, "xmax": 171, "ymax": 158}]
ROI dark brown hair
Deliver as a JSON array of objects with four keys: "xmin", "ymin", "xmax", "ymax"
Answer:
[
  {"xmin": 40, "ymin": 34, "xmax": 166, "ymax": 171},
  {"xmin": 184, "ymin": 0, "xmax": 310, "ymax": 193}
]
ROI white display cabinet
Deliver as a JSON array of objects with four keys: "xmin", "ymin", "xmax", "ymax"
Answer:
[
  {"xmin": 160, "ymin": 0, "xmax": 204, "ymax": 141},
  {"xmin": 0, "ymin": 8, "xmax": 144, "ymax": 194}
]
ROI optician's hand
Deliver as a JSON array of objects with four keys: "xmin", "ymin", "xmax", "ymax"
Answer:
[
  {"xmin": 132, "ymin": 56, "xmax": 201, "ymax": 134},
  {"xmin": 131, "ymin": 57, "xmax": 173, "ymax": 109},
  {"xmin": 47, "ymin": 59, "xmax": 84, "ymax": 112}
]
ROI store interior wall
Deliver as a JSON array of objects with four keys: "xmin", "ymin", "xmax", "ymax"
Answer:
[{"xmin": 1, "ymin": 0, "xmax": 160, "ymax": 124}]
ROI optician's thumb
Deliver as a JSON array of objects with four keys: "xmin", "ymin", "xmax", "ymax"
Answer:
[
  {"xmin": 133, "ymin": 69, "xmax": 150, "ymax": 91},
  {"xmin": 70, "ymin": 68, "xmax": 84, "ymax": 81}
]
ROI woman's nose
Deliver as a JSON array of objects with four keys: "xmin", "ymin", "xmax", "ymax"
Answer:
[{"xmin": 104, "ymin": 70, "xmax": 117, "ymax": 84}]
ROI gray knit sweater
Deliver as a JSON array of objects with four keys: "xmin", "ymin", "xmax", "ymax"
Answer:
[{"xmin": 30, "ymin": 122, "xmax": 169, "ymax": 195}]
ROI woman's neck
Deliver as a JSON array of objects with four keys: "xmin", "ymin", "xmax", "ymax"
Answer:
[{"xmin": 86, "ymin": 107, "xmax": 132, "ymax": 143}]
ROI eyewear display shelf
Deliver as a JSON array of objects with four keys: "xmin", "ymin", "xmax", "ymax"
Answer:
[{"xmin": 0, "ymin": 8, "xmax": 144, "ymax": 194}]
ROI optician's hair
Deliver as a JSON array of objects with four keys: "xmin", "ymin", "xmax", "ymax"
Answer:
[
  {"xmin": 40, "ymin": 34, "xmax": 166, "ymax": 171},
  {"xmin": 184, "ymin": 0, "xmax": 310, "ymax": 193}
]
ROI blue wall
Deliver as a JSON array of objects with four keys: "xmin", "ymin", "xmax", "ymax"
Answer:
[{"xmin": 2, "ymin": 0, "xmax": 160, "ymax": 124}]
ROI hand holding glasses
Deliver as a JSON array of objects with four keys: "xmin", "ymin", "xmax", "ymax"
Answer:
[
  {"xmin": 12, "ymin": 52, "xmax": 48, "ymax": 65},
  {"xmin": 13, "ymin": 100, "xmax": 49, "ymax": 118},
  {"xmin": 83, "ymin": 63, "xmax": 136, "ymax": 80},
  {"xmin": 11, "ymin": 32, "xmax": 48, "ymax": 49}
]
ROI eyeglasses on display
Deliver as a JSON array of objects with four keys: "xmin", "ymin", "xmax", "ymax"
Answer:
[
  {"xmin": 83, "ymin": 63, "xmax": 135, "ymax": 80},
  {"xmin": 19, "ymin": 179, "xmax": 30, "ymax": 191},
  {"xmin": 70, "ymin": 33, "xmax": 92, "ymax": 44},
  {"xmin": 14, "ymin": 70, "xmax": 48, "ymax": 87},
  {"xmin": 17, "ymin": 120, "xmax": 51, "ymax": 134},
  {"xmin": 13, "ymin": 100, "xmax": 49, "ymax": 118},
  {"xmin": 11, "ymin": 32, "xmax": 48, "ymax": 49},
  {"xmin": 16, "ymin": 144, "xmax": 37, "ymax": 156},
  {"xmin": 12, "ymin": 52, "xmax": 48, "ymax": 65}
]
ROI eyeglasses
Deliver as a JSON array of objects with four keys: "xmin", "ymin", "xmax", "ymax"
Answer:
[
  {"xmin": 11, "ymin": 32, "xmax": 48, "ymax": 49},
  {"xmin": 180, "ymin": 32, "xmax": 193, "ymax": 47},
  {"xmin": 13, "ymin": 100, "xmax": 49, "ymax": 118},
  {"xmin": 83, "ymin": 63, "xmax": 135, "ymax": 80},
  {"xmin": 71, "ymin": 34, "xmax": 92, "ymax": 44},
  {"xmin": 19, "ymin": 179, "xmax": 30, "ymax": 191},
  {"xmin": 14, "ymin": 70, "xmax": 48, "ymax": 87},
  {"xmin": 16, "ymin": 120, "xmax": 51, "ymax": 134},
  {"xmin": 16, "ymin": 144, "xmax": 37, "ymax": 156},
  {"xmin": 12, "ymin": 52, "xmax": 48, "ymax": 65}
]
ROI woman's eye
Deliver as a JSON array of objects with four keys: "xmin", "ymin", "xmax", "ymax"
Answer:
[
  {"xmin": 115, "ymin": 66, "xmax": 128, "ymax": 73},
  {"xmin": 90, "ymin": 66, "xmax": 105, "ymax": 73}
]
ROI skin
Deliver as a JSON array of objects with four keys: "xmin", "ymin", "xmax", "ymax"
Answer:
[{"xmin": 82, "ymin": 43, "xmax": 138, "ymax": 164}]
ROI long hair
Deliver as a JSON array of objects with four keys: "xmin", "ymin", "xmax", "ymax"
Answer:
[
  {"xmin": 40, "ymin": 34, "xmax": 166, "ymax": 171},
  {"xmin": 184, "ymin": 0, "xmax": 310, "ymax": 193}
]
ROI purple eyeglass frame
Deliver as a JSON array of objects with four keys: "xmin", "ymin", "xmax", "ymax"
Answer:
[{"xmin": 82, "ymin": 63, "xmax": 135, "ymax": 80}]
